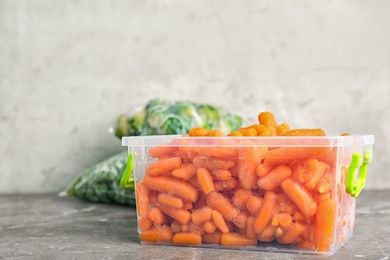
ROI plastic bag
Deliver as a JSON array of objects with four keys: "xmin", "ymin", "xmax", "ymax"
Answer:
[{"xmin": 65, "ymin": 99, "xmax": 244, "ymax": 206}]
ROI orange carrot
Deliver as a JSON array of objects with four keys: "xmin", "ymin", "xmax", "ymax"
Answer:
[
  {"xmin": 214, "ymin": 178, "xmax": 237, "ymax": 191},
  {"xmin": 148, "ymin": 190, "xmax": 158, "ymax": 207},
  {"xmin": 203, "ymin": 221, "xmax": 217, "ymax": 233},
  {"xmin": 157, "ymin": 193, "xmax": 184, "ymax": 209},
  {"xmin": 264, "ymin": 147, "xmax": 331, "ymax": 165},
  {"xmin": 146, "ymin": 157, "xmax": 182, "ymax": 176},
  {"xmin": 237, "ymin": 128, "xmax": 257, "ymax": 136},
  {"xmin": 260, "ymin": 224, "xmax": 277, "ymax": 238},
  {"xmin": 220, "ymin": 232, "xmax": 257, "ymax": 246},
  {"xmin": 197, "ymin": 167, "xmax": 215, "ymax": 194},
  {"xmin": 246, "ymin": 216, "xmax": 256, "ymax": 239},
  {"xmin": 143, "ymin": 175, "xmax": 199, "ymax": 202},
  {"xmin": 206, "ymin": 129, "xmax": 225, "ymax": 137},
  {"xmin": 292, "ymin": 211, "xmax": 307, "ymax": 223},
  {"xmin": 140, "ymin": 226, "xmax": 173, "ymax": 243},
  {"xmin": 171, "ymin": 221, "xmax": 181, "ymax": 233},
  {"xmin": 212, "ymin": 210, "xmax": 230, "ymax": 233},
  {"xmin": 258, "ymin": 112, "xmax": 278, "ymax": 135},
  {"xmin": 257, "ymin": 234, "xmax": 274, "ymax": 242},
  {"xmin": 203, "ymin": 231, "xmax": 222, "ymax": 244},
  {"xmin": 199, "ymin": 147, "xmax": 238, "ymax": 158},
  {"xmin": 302, "ymin": 158, "xmax": 319, "ymax": 170},
  {"xmin": 316, "ymin": 169, "xmax": 335, "ymax": 194},
  {"xmin": 172, "ymin": 232, "xmax": 202, "ymax": 245},
  {"xmin": 238, "ymin": 145, "xmax": 261, "ymax": 189},
  {"xmin": 228, "ymin": 131, "xmax": 244, "ymax": 137},
  {"xmin": 189, "ymin": 127, "xmax": 209, "ymax": 136},
  {"xmin": 276, "ymin": 123, "xmax": 290, "ymax": 135},
  {"xmin": 172, "ymin": 163, "xmax": 197, "ymax": 180},
  {"xmin": 232, "ymin": 189, "xmax": 253, "ymax": 210},
  {"xmin": 246, "ymin": 195, "xmax": 263, "ymax": 216},
  {"xmin": 278, "ymin": 213, "xmax": 292, "ymax": 228},
  {"xmin": 256, "ymin": 163, "xmax": 274, "ymax": 178},
  {"xmin": 212, "ymin": 169, "xmax": 232, "ymax": 181},
  {"xmin": 290, "ymin": 161, "xmax": 311, "ymax": 183},
  {"xmin": 314, "ymin": 198, "xmax": 336, "ymax": 249},
  {"xmin": 135, "ymin": 182, "xmax": 149, "ymax": 218},
  {"xmin": 244, "ymin": 124, "xmax": 271, "ymax": 136},
  {"xmin": 182, "ymin": 200, "xmax": 193, "ymax": 210},
  {"xmin": 148, "ymin": 146, "xmax": 179, "ymax": 158},
  {"xmin": 138, "ymin": 217, "xmax": 152, "ymax": 230},
  {"xmin": 254, "ymin": 191, "xmax": 277, "ymax": 234},
  {"xmin": 206, "ymin": 191, "xmax": 239, "ymax": 222},
  {"xmin": 281, "ymin": 178, "xmax": 317, "ymax": 217},
  {"xmin": 281, "ymin": 128, "xmax": 326, "ymax": 136},
  {"xmin": 191, "ymin": 206, "xmax": 213, "ymax": 225},
  {"xmin": 159, "ymin": 204, "xmax": 191, "ymax": 224},
  {"xmin": 257, "ymin": 165, "xmax": 292, "ymax": 191},
  {"xmin": 304, "ymin": 162, "xmax": 327, "ymax": 191},
  {"xmin": 233, "ymin": 210, "xmax": 250, "ymax": 228},
  {"xmin": 148, "ymin": 207, "xmax": 166, "ymax": 225},
  {"xmin": 280, "ymin": 222, "xmax": 305, "ymax": 244}
]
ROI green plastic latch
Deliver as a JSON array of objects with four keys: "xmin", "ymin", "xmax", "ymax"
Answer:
[
  {"xmin": 346, "ymin": 150, "xmax": 373, "ymax": 197},
  {"xmin": 120, "ymin": 152, "xmax": 135, "ymax": 189}
]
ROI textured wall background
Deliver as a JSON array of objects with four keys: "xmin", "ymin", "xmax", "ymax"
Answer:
[{"xmin": 1, "ymin": 0, "xmax": 389, "ymax": 193}]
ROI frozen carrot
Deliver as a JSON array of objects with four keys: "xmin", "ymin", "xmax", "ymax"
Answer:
[
  {"xmin": 232, "ymin": 189, "xmax": 253, "ymax": 210},
  {"xmin": 206, "ymin": 191, "xmax": 239, "ymax": 222},
  {"xmin": 281, "ymin": 178, "xmax": 317, "ymax": 217},
  {"xmin": 188, "ymin": 222, "xmax": 204, "ymax": 235},
  {"xmin": 157, "ymin": 193, "xmax": 184, "ymax": 208},
  {"xmin": 237, "ymin": 128, "xmax": 257, "ymax": 136},
  {"xmin": 274, "ymin": 227, "xmax": 284, "ymax": 238},
  {"xmin": 256, "ymin": 163, "xmax": 274, "ymax": 178},
  {"xmin": 214, "ymin": 178, "xmax": 237, "ymax": 191},
  {"xmin": 140, "ymin": 226, "xmax": 173, "ymax": 243},
  {"xmin": 212, "ymin": 210, "xmax": 230, "ymax": 233},
  {"xmin": 191, "ymin": 206, "xmax": 213, "ymax": 225},
  {"xmin": 258, "ymin": 112, "xmax": 277, "ymax": 135},
  {"xmin": 246, "ymin": 216, "xmax": 256, "ymax": 239},
  {"xmin": 172, "ymin": 232, "xmax": 202, "ymax": 245},
  {"xmin": 203, "ymin": 221, "xmax": 217, "ymax": 233},
  {"xmin": 171, "ymin": 221, "xmax": 181, "ymax": 233},
  {"xmin": 314, "ymin": 198, "xmax": 336, "ymax": 249},
  {"xmin": 278, "ymin": 213, "xmax": 292, "ymax": 228},
  {"xmin": 302, "ymin": 158, "xmax": 319, "ymax": 170},
  {"xmin": 264, "ymin": 147, "xmax": 330, "ymax": 165},
  {"xmin": 280, "ymin": 222, "xmax": 305, "ymax": 244},
  {"xmin": 292, "ymin": 211, "xmax": 307, "ymax": 223},
  {"xmin": 135, "ymin": 182, "xmax": 149, "ymax": 218},
  {"xmin": 206, "ymin": 129, "xmax": 225, "ymax": 136},
  {"xmin": 159, "ymin": 204, "xmax": 191, "ymax": 224},
  {"xmin": 148, "ymin": 207, "xmax": 166, "ymax": 225},
  {"xmin": 199, "ymin": 147, "xmax": 238, "ymax": 158},
  {"xmin": 281, "ymin": 128, "xmax": 326, "ymax": 136},
  {"xmin": 304, "ymin": 162, "xmax": 327, "ymax": 191},
  {"xmin": 246, "ymin": 195, "xmax": 263, "ymax": 216},
  {"xmin": 257, "ymin": 234, "xmax": 274, "ymax": 242},
  {"xmin": 227, "ymin": 131, "xmax": 243, "ymax": 136},
  {"xmin": 290, "ymin": 161, "xmax": 311, "ymax": 183},
  {"xmin": 180, "ymin": 223, "xmax": 189, "ymax": 232},
  {"xmin": 257, "ymin": 165, "xmax": 292, "ymax": 191},
  {"xmin": 212, "ymin": 169, "xmax": 232, "ymax": 181},
  {"xmin": 254, "ymin": 191, "xmax": 277, "ymax": 234},
  {"xmin": 148, "ymin": 145, "xmax": 179, "ymax": 158},
  {"xmin": 146, "ymin": 157, "xmax": 182, "ymax": 176},
  {"xmin": 138, "ymin": 217, "xmax": 152, "ymax": 230},
  {"xmin": 260, "ymin": 224, "xmax": 277, "ymax": 238},
  {"xmin": 276, "ymin": 123, "xmax": 290, "ymax": 135},
  {"xmin": 316, "ymin": 169, "xmax": 335, "ymax": 194},
  {"xmin": 189, "ymin": 127, "xmax": 209, "ymax": 136},
  {"xmin": 206, "ymin": 158, "xmax": 235, "ymax": 170},
  {"xmin": 203, "ymin": 231, "xmax": 222, "ymax": 244},
  {"xmin": 233, "ymin": 210, "xmax": 250, "ymax": 228},
  {"xmin": 238, "ymin": 145, "xmax": 262, "ymax": 189},
  {"xmin": 172, "ymin": 163, "xmax": 197, "ymax": 180},
  {"xmin": 143, "ymin": 175, "xmax": 199, "ymax": 202},
  {"xmin": 221, "ymin": 232, "xmax": 257, "ymax": 246},
  {"xmin": 183, "ymin": 200, "xmax": 193, "ymax": 210},
  {"xmin": 197, "ymin": 167, "xmax": 215, "ymax": 194},
  {"xmin": 244, "ymin": 124, "xmax": 271, "ymax": 136}
]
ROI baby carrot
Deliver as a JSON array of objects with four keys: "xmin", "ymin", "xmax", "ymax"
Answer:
[
  {"xmin": 135, "ymin": 182, "xmax": 149, "ymax": 218},
  {"xmin": 232, "ymin": 189, "xmax": 253, "ymax": 210},
  {"xmin": 264, "ymin": 147, "xmax": 329, "ymax": 165},
  {"xmin": 146, "ymin": 157, "xmax": 182, "ymax": 176},
  {"xmin": 257, "ymin": 165, "xmax": 292, "ymax": 191},
  {"xmin": 171, "ymin": 221, "xmax": 181, "ymax": 233},
  {"xmin": 212, "ymin": 210, "xmax": 230, "ymax": 233},
  {"xmin": 246, "ymin": 216, "xmax": 256, "ymax": 239},
  {"xmin": 254, "ymin": 191, "xmax": 277, "ymax": 234},
  {"xmin": 258, "ymin": 112, "xmax": 278, "ymax": 135},
  {"xmin": 237, "ymin": 128, "xmax": 257, "ymax": 136},
  {"xmin": 246, "ymin": 195, "xmax": 263, "ymax": 216},
  {"xmin": 244, "ymin": 124, "xmax": 271, "ymax": 136},
  {"xmin": 206, "ymin": 129, "xmax": 225, "ymax": 136},
  {"xmin": 281, "ymin": 128, "xmax": 326, "ymax": 136},
  {"xmin": 199, "ymin": 147, "xmax": 238, "ymax": 158},
  {"xmin": 276, "ymin": 123, "xmax": 290, "ymax": 135},
  {"xmin": 233, "ymin": 210, "xmax": 250, "ymax": 228},
  {"xmin": 191, "ymin": 206, "xmax": 213, "ymax": 225},
  {"xmin": 256, "ymin": 163, "xmax": 274, "ymax": 178},
  {"xmin": 143, "ymin": 175, "xmax": 199, "ymax": 202},
  {"xmin": 278, "ymin": 213, "xmax": 292, "ymax": 228},
  {"xmin": 257, "ymin": 234, "xmax": 274, "ymax": 243},
  {"xmin": 314, "ymin": 198, "xmax": 336, "ymax": 249},
  {"xmin": 138, "ymin": 217, "xmax": 152, "ymax": 231},
  {"xmin": 214, "ymin": 178, "xmax": 237, "ymax": 191},
  {"xmin": 148, "ymin": 146, "xmax": 179, "ymax": 158},
  {"xmin": 206, "ymin": 191, "xmax": 240, "ymax": 222},
  {"xmin": 290, "ymin": 161, "xmax": 311, "ymax": 183},
  {"xmin": 227, "ymin": 131, "xmax": 243, "ymax": 136},
  {"xmin": 203, "ymin": 221, "xmax": 217, "ymax": 233},
  {"xmin": 316, "ymin": 169, "xmax": 335, "ymax": 194},
  {"xmin": 140, "ymin": 226, "xmax": 173, "ymax": 243},
  {"xmin": 212, "ymin": 169, "xmax": 232, "ymax": 181},
  {"xmin": 220, "ymin": 232, "xmax": 257, "ymax": 246},
  {"xmin": 159, "ymin": 204, "xmax": 191, "ymax": 224},
  {"xmin": 158, "ymin": 193, "xmax": 184, "ymax": 209},
  {"xmin": 148, "ymin": 207, "xmax": 166, "ymax": 225},
  {"xmin": 172, "ymin": 232, "xmax": 202, "ymax": 245},
  {"xmin": 304, "ymin": 162, "xmax": 327, "ymax": 191},
  {"xmin": 281, "ymin": 178, "xmax": 317, "ymax": 217},
  {"xmin": 302, "ymin": 158, "xmax": 319, "ymax": 170},
  {"xmin": 183, "ymin": 200, "xmax": 194, "ymax": 210},
  {"xmin": 172, "ymin": 163, "xmax": 197, "ymax": 180},
  {"xmin": 197, "ymin": 167, "xmax": 215, "ymax": 194},
  {"xmin": 189, "ymin": 127, "xmax": 209, "ymax": 136},
  {"xmin": 203, "ymin": 231, "xmax": 222, "ymax": 244},
  {"xmin": 260, "ymin": 224, "xmax": 277, "ymax": 238},
  {"xmin": 238, "ymin": 146, "xmax": 261, "ymax": 190},
  {"xmin": 280, "ymin": 222, "xmax": 305, "ymax": 244},
  {"xmin": 148, "ymin": 190, "xmax": 158, "ymax": 207}
]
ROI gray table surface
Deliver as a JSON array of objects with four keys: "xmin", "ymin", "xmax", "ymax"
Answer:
[{"xmin": 1, "ymin": 190, "xmax": 389, "ymax": 260}]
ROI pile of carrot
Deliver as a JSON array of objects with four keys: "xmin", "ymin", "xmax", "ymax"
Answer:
[{"xmin": 135, "ymin": 112, "xmax": 348, "ymax": 252}]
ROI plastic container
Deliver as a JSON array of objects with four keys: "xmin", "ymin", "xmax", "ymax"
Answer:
[{"xmin": 122, "ymin": 134, "xmax": 374, "ymax": 255}]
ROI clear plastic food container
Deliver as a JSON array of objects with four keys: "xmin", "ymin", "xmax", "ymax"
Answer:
[{"xmin": 121, "ymin": 134, "xmax": 374, "ymax": 255}]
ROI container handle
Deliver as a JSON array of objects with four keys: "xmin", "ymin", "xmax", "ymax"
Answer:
[
  {"xmin": 120, "ymin": 152, "xmax": 135, "ymax": 189},
  {"xmin": 346, "ymin": 150, "xmax": 373, "ymax": 197}
]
